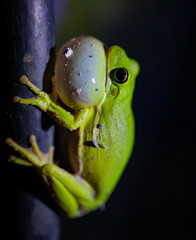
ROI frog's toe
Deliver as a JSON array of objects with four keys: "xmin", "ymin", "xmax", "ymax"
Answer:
[
  {"xmin": 13, "ymin": 96, "xmax": 21, "ymax": 103},
  {"xmin": 29, "ymin": 135, "xmax": 45, "ymax": 161},
  {"xmin": 9, "ymin": 155, "xmax": 33, "ymax": 166},
  {"xmin": 6, "ymin": 138, "xmax": 20, "ymax": 150},
  {"xmin": 19, "ymin": 75, "xmax": 41, "ymax": 95}
]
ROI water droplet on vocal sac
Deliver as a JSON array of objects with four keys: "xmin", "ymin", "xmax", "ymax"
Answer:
[
  {"xmin": 75, "ymin": 88, "xmax": 82, "ymax": 95},
  {"xmin": 63, "ymin": 48, "xmax": 73, "ymax": 58},
  {"xmin": 92, "ymin": 78, "xmax": 96, "ymax": 84}
]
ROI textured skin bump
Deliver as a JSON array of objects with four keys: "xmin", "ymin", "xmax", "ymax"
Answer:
[{"xmin": 55, "ymin": 36, "xmax": 106, "ymax": 109}]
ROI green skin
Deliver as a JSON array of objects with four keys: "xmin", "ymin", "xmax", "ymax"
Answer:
[{"xmin": 6, "ymin": 41, "xmax": 139, "ymax": 217}]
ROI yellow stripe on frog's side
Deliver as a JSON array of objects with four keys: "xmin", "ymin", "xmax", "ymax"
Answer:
[{"xmin": 92, "ymin": 93, "xmax": 107, "ymax": 144}]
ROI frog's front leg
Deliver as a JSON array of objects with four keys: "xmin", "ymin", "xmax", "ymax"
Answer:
[
  {"xmin": 14, "ymin": 76, "xmax": 89, "ymax": 130},
  {"xmin": 6, "ymin": 136, "xmax": 96, "ymax": 217}
]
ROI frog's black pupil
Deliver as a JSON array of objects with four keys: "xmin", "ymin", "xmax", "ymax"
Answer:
[
  {"xmin": 115, "ymin": 69, "xmax": 127, "ymax": 82},
  {"xmin": 110, "ymin": 68, "xmax": 128, "ymax": 84}
]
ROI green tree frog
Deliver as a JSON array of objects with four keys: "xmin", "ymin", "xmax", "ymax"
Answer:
[{"xmin": 6, "ymin": 36, "xmax": 140, "ymax": 217}]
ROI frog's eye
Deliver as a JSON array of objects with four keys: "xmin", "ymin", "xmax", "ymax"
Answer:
[{"xmin": 110, "ymin": 68, "xmax": 129, "ymax": 84}]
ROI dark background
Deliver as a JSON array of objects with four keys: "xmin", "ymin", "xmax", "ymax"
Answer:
[{"xmin": 3, "ymin": 0, "xmax": 196, "ymax": 239}]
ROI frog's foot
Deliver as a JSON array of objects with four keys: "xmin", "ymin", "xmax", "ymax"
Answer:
[
  {"xmin": 13, "ymin": 75, "xmax": 52, "ymax": 112},
  {"xmin": 6, "ymin": 135, "xmax": 54, "ymax": 168}
]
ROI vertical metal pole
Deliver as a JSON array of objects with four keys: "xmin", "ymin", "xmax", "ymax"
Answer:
[{"xmin": 2, "ymin": 0, "xmax": 61, "ymax": 239}]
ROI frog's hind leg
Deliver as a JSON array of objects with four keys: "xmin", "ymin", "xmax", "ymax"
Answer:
[
  {"xmin": 47, "ymin": 176, "xmax": 80, "ymax": 217},
  {"xmin": 41, "ymin": 164, "xmax": 96, "ymax": 217}
]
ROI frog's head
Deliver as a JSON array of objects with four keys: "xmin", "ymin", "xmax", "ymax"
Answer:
[
  {"xmin": 55, "ymin": 36, "xmax": 106, "ymax": 110},
  {"xmin": 106, "ymin": 45, "xmax": 140, "ymax": 101}
]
